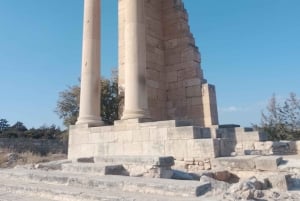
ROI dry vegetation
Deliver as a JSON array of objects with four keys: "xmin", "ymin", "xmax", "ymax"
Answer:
[{"xmin": 0, "ymin": 149, "xmax": 67, "ymax": 168}]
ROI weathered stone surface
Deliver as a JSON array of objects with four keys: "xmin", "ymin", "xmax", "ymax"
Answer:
[
  {"xmin": 267, "ymin": 173, "xmax": 291, "ymax": 191},
  {"xmin": 172, "ymin": 170, "xmax": 194, "ymax": 180},
  {"xmin": 0, "ymin": 168, "xmax": 211, "ymax": 198},
  {"xmin": 62, "ymin": 163, "xmax": 129, "ymax": 176},
  {"xmin": 95, "ymin": 155, "xmax": 174, "ymax": 167},
  {"xmin": 200, "ymin": 175, "xmax": 230, "ymax": 195},
  {"xmin": 255, "ymin": 156, "xmax": 282, "ymax": 171},
  {"xmin": 226, "ymin": 177, "xmax": 264, "ymax": 200},
  {"xmin": 77, "ymin": 157, "xmax": 95, "ymax": 163},
  {"xmin": 118, "ymin": 0, "xmax": 218, "ymax": 126},
  {"xmin": 212, "ymin": 156, "xmax": 259, "ymax": 171},
  {"xmin": 34, "ymin": 160, "xmax": 71, "ymax": 171}
]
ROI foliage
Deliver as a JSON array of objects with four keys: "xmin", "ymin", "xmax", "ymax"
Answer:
[
  {"xmin": 55, "ymin": 85, "xmax": 80, "ymax": 127},
  {"xmin": 55, "ymin": 71, "xmax": 121, "ymax": 127},
  {"xmin": 0, "ymin": 119, "xmax": 63, "ymax": 140},
  {"xmin": 261, "ymin": 93, "xmax": 300, "ymax": 141},
  {"xmin": 24, "ymin": 125, "xmax": 62, "ymax": 139},
  {"xmin": 0, "ymin": 119, "xmax": 10, "ymax": 133},
  {"xmin": 101, "ymin": 71, "xmax": 120, "ymax": 125}
]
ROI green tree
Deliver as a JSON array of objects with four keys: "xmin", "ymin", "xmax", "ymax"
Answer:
[
  {"xmin": 24, "ymin": 125, "xmax": 62, "ymax": 139},
  {"xmin": 261, "ymin": 93, "xmax": 300, "ymax": 140},
  {"xmin": 0, "ymin": 119, "xmax": 10, "ymax": 133},
  {"xmin": 2, "ymin": 121, "xmax": 28, "ymax": 138},
  {"xmin": 55, "ymin": 85, "xmax": 80, "ymax": 127},
  {"xmin": 55, "ymin": 72, "xmax": 121, "ymax": 127},
  {"xmin": 101, "ymin": 71, "xmax": 120, "ymax": 125}
]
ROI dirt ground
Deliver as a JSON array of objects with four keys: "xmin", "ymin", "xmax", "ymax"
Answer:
[{"xmin": 0, "ymin": 149, "xmax": 67, "ymax": 168}]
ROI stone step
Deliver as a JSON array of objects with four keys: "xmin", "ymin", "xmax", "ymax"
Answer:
[
  {"xmin": 62, "ymin": 162, "xmax": 129, "ymax": 176},
  {"xmin": 0, "ymin": 169, "xmax": 211, "ymax": 198},
  {"xmin": 0, "ymin": 176, "xmax": 208, "ymax": 201},
  {"xmin": 212, "ymin": 155, "xmax": 283, "ymax": 171},
  {"xmin": 94, "ymin": 155, "xmax": 174, "ymax": 166},
  {"xmin": 0, "ymin": 188, "xmax": 55, "ymax": 201},
  {"xmin": 114, "ymin": 119, "xmax": 192, "ymax": 128}
]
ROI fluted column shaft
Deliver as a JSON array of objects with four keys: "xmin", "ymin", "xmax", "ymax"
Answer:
[
  {"xmin": 76, "ymin": 0, "xmax": 103, "ymax": 126},
  {"xmin": 121, "ymin": 0, "xmax": 150, "ymax": 120}
]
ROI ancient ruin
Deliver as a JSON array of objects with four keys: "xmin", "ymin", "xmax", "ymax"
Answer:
[
  {"xmin": 1, "ymin": 0, "xmax": 299, "ymax": 200},
  {"xmin": 69, "ymin": 0, "xmax": 221, "ymax": 160}
]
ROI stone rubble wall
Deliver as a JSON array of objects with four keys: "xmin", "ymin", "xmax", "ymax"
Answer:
[
  {"xmin": 217, "ymin": 127, "xmax": 300, "ymax": 156},
  {"xmin": 118, "ymin": 0, "xmax": 219, "ymax": 126},
  {"xmin": 0, "ymin": 138, "xmax": 67, "ymax": 155}
]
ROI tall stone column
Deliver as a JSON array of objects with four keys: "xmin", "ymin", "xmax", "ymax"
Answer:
[
  {"xmin": 121, "ymin": 0, "xmax": 150, "ymax": 120},
  {"xmin": 76, "ymin": 0, "xmax": 103, "ymax": 126}
]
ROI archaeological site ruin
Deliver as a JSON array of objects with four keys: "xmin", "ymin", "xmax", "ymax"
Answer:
[
  {"xmin": 1, "ymin": 0, "xmax": 299, "ymax": 200},
  {"xmin": 68, "ymin": 0, "xmax": 267, "ymax": 165}
]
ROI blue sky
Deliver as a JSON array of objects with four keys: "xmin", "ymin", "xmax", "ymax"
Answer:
[{"xmin": 0, "ymin": 0, "xmax": 299, "ymax": 128}]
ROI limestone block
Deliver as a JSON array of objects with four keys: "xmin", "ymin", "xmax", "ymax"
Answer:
[
  {"xmin": 90, "ymin": 125, "xmax": 113, "ymax": 133},
  {"xmin": 164, "ymin": 39, "xmax": 179, "ymax": 49},
  {"xmin": 167, "ymin": 71, "xmax": 177, "ymax": 82},
  {"xmin": 267, "ymin": 173, "xmax": 291, "ymax": 191},
  {"xmin": 95, "ymin": 156, "xmax": 174, "ymax": 167},
  {"xmin": 132, "ymin": 129, "xmax": 150, "ymax": 142},
  {"xmin": 187, "ymin": 97, "xmax": 202, "ymax": 106},
  {"xmin": 115, "ymin": 131, "xmax": 133, "ymax": 143},
  {"xmin": 186, "ymin": 139, "xmax": 218, "ymax": 159},
  {"xmin": 186, "ymin": 85, "xmax": 202, "ymax": 97},
  {"xmin": 149, "ymin": 127, "xmax": 168, "ymax": 141},
  {"xmin": 68, "ymin": 128, "xmax": 90, "ymax": 145},
  {"xmin": 165, "ymin": 140, "xmax": 188, "ymax": 160},
  {"xmin": 219, "ymin": 139, "xmax": 236, "ymax": 157},
  {"xmin": 172, "ymin": 170, "xmax": 194, "ymax": 180},
  {"xmin": 272, "ymin": 141, "xmax": 297, "ymax": 155},
  {"xmin": 165, "ymin": 51, "xmax": 181, "ymax": 65},
  {"xmin": 254, "ymin": 156, "xmax": 282, "ymax": 171},
  {"xmin": 104, "ymin": 142, "xmax": 124, "ymax": 156},
  {"xmin": 142, "ymin": 142, "xmax": 165, "ymax": 156},
  {"xmin": 184, "ymin": 78, "xmax": 201, "ymax": 87},
  {"xmin": 76, "ymin": 144, "xmax": 97, "ymax": 159},
  {"xmin": 254, "ymin": 141, "xmax": 273, "ymax": 152},
  {"xmin": 212, "ymin": 156, "xmax": 259, "ymax": 171},
  {"xmin": 167, "ymin": 127, "xmax": 198, "ymax": 140},
  {"xmin": 147, "ymin": 80, "xmax": 159, "ymax": 89},
  {"xmin": 122, "ymin": 142, "xmax": 143, "ymax": 155},
  {"xmin": 217, "ymin": 128, "xmax": 236, "ymax": 139},
  {"xmin": 146, "ymin": 69, "xmax": 160, "ymax": 80}
]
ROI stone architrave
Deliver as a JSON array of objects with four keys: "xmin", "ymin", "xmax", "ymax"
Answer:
[
  {"xmin": 121, "ymin": 0, "xmax": 150, "ymax": 120},
  {"xmin": 76, "ymin": 0, "xmax": 103, "ymax": 127}
]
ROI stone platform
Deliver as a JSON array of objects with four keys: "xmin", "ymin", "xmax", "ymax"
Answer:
[
  {"xmin": 69, "ymin": 119, "xmax": 267, "ymax": 171},
  {"xmin": 0, "ymin": 164, "xmax": 212, "ymax": 201}
]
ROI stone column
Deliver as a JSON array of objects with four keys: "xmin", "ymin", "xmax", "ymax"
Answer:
[
  {"xmin": 121, "ymin": 0, "xmax": 150, "ymax": 120},
  {"xmin": 76, "ymin": 0, "xmax": 103, "ymax": 126}
]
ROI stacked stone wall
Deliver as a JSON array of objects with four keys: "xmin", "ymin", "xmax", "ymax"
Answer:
[{"xmin": 118, "ymin": 0, "xmax": 218, "ymax": 126}]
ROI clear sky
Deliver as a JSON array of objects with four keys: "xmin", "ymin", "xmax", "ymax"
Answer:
[{"xmin": 0, "ymin": 0, "xmax": 299, "ymax": 129}]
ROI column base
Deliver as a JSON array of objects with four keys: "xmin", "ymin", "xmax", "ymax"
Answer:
[
  {"xmin": 76, "ymin": 116, "xmax": 104, "ymax": 127},
  {"xmin": 121, "ymin": 109, "xmax": 151, "ymax": 120}
]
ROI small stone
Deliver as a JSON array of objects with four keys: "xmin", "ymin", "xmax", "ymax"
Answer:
[{"xmin": 77, "ymin": 157, "xmax": 94, "ymax": 163}]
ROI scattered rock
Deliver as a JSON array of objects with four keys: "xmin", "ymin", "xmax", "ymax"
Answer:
[{"xmin": 226, "ymin": 177, "xmax": 264, "ymax": 200}]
